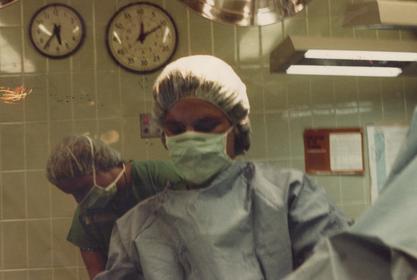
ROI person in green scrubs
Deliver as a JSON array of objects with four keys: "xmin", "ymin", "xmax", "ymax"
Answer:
[{"xmin": 46, "ymin": 135, "xmax": 183, "ymax": 279}]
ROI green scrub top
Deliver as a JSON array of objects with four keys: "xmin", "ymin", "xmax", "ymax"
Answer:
[{"xmin": 66, "ymin": 160, "xmax": 182, "ymax": 255}]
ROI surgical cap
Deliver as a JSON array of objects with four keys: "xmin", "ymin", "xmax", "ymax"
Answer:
[
  {"xmin": 46, "ymin": 135, "xmax": 122, "ymax": 186},
  {"xmin": 153, "ymin": 55, "xmax": 251, "ymax": 155}
]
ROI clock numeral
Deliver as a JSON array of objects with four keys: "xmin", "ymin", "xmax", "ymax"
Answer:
[
  {"xmin": 56, "ymin": 46, "xmax": 60, "ymax": 52},
  {"xmin": 72, "ymin": 36, "xmax": 77, "ymax": 41},
  {"xmin": 44, "ymin": 12, "xmax": 50, "ymax": 19},
  {"xmin": 124, "ymin": 12, "xmax": 131, "ymax": 19},
  {"xmin": 65, "ymin": 42, "xmax": 71, "ymax": 49},
  {"xmin": 151, "ymin": 11, "xmax": 156, "ymax": 17},
  {"xmin": 115, "ymin": 23, "xmax": 123, "ymax": 29},
  {"xmin": 162, "ymin": 46, "xmax": 170, "ymax": 52},
  {"xmin": 117, "ymin": 49, "xmax": 125, "ymax": 55},
  {"xmin": 153, "ymin": 55, "xmax": 160, "ymax": 62},
  {"xmin": 141, "ymin": 59, "xmax": 148, "ymax": 66},
  {"xmin": 53, "ymin": 8, "xmax": 59, "ymax": 16},
  {"xmin": 137, "ymin": 8, "xmax": 144, "ymax": 15},
  {"xmin": 39, "ymin": 38, "xmax": 44, "ymax": 44},
  {"xmin": 128, "ymin": 57, "xmax": 134, "ymax": 64}
]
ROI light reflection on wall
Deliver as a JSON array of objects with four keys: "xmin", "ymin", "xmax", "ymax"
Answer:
[
  {"xmin": 100, "ymin": 130, "xmax": 120, "ymax": 145},
  {"xmin": 0, "ymin": 20, "xmax": 35, "ymax": 73},
  {"xmin": 280, "ymin": 101, "xmax": 374, "ymax": 119},
  {"xmin": 79, "ymin": 130, "xmax": 120, "ymax": 145}
]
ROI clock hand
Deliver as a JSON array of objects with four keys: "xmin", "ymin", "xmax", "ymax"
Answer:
[
  {"xmin": 144, "ymin": 24, "xmax": 162, "ymax": 37},
  {"xmin": 138, "ymin": 24, "xmax": 162, "ymax": 44},
  {"xmin": 43, "ymin": 24, "xmax": 58, "ymax": 50},
  {"xmin": 137, "ymin": 21, "xmax": 146, "ymax": 43},
  {"xmin": 55, "ymin": 24, "xmax": 62, "ymax": 45}
]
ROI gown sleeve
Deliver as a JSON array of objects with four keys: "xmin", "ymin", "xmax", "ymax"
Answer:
[
  {"xmin": 94, "ymin": 222, "xmax": 145, "ymax": 280},
  {"xmin": 287, "ymin": 174, "xmax": 348, "ymax": 267}
]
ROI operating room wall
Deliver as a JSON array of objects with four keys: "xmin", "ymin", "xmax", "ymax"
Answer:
[{"xmin": 0, "ymin": 0, "xmax": 416, "ymax": 279}]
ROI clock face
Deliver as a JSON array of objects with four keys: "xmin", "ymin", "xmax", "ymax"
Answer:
[
  {"xmin": 106, "ymin": 2, "xmax": 178, "ymax": 74},
  {"xmin": 29, "ymin": 3, "xmax": 85, "ymax": 59}
]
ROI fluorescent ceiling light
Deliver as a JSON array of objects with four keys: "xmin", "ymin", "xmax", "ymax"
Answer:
[
  {"xmin": 270, "ymin": 36, "xmax": 417, "ymax": 77},
  {"xmin": 286, "ymin": 65, "xmax": 402, "ymax": 77},
  {"xmin": 344, "ymin": 0, "xmax": 417, "ymax": 29},
  {"xmin": 305, "ymin": 50, "xmax": 417, "ymax": 62}
]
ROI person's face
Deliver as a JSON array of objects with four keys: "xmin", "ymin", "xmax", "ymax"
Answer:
[
  {"xmin": 163, "ymin": 97, "xmax": 236, "ymax": 158},
  {"xmin": 56, "ymin": 167, "xmax": 123, "ymax": 202}
]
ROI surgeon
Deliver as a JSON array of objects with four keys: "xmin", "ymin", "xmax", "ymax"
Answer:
[
  {"xmin": 94, "ymin": 55, "xmax": 349, "ymax": 280},
  {"xmin": 284, "ymin": 106, "xmax": 417, "ymax": 280},
  {"xmin": 46, "ymin": 135, "xmax": 183, "ymax": 279}
]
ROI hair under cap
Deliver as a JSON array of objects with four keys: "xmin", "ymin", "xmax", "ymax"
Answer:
[
  {"xmin": 46, "ymin": 135, "xmax": 122, "ymax": 186},
  {"xmin": 152, "ymin": 55, "xmax": 251, "ymax": 155}
]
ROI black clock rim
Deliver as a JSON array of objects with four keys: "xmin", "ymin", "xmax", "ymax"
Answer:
[
  {"xmin": 105, "ymin": 1, "xmax": 179, "ymax": 74},
  {"xmin": 28, "ymin": 3, "xmax": 86, "ymax": 59}
]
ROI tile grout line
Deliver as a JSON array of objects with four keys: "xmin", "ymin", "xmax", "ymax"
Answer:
[
  {"xmin": 19, "ymin": 0, "xmax": 30, "ymax": 276},
  {"xmin": 354, "ymin": 76, "xmax": 368, "ymax": 206},
  {"xmin": 210, "ymin": 20, "xmax": 214, "ymax": 55},
  {"xmin": 327, "ymin": 0, "xmax": 332, "ymax": 36},
  {"xmin": 117, "ymin": 0, "xmax": 124, "ymax": 159},
  {"xmin": 43, "ymin": 0, "xmax": 55, "ymax": 275},
  {"xmin": 92, "ymin": 0, "xmax": 99, "ymax": 138},
  {"xmin": 258, "ymin": 26, "xmax": 269, "ymax": 159},
  {"xmin": 401, "ymin": 78, "xmax": 408, "ymax": 123},
  {"xmin": 186, "ymin": 7, "xmax": 191, "ymax": 55},
  {"xmin": 2, "ymin": 217, "xmax": 74, "ymax": 222}
]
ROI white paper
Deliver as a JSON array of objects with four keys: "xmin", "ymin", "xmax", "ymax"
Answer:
[
  {"xmin": 367, "ymin": 126, "xmax": 408, "ymax": 203},
  {"xmin": 329, "ymin": 133, "xmax": 363, "ymax": 171}
]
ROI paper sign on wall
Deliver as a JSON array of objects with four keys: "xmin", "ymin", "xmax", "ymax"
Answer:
[
  {"xmin": 367, "ymin": 125, "xmax": 408, "ymax": 203},
  {"xmin": 304, "ymin": 128, "xmax": 364, "ymax": 175}
]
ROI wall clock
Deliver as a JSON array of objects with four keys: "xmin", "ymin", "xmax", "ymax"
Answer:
[
  {"xmin": 29, "ymin": 3, "xmax": 85, "ymax": 59},
  {"xmin": 106, "ymin": 2, "xmax": 178, "ymax": 74}
]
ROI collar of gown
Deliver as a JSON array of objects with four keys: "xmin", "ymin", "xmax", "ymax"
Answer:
[{"xmin": 167, "ymin": 160, "xmax": 249, "ymax": 194}]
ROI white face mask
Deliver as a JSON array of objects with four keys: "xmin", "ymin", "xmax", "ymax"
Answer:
[
  {"xmin": 78, "ymin": 136, "xmax": 126, "ymax": 209},
  {"xmin": 165, "ymin": 128, "xmax": 233, "ymax": 185}
]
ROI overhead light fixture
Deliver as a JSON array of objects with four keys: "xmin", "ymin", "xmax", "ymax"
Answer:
[
  {"xmin": 270, "ymin": 36, "xmax": 417, "ymax": 77},
  {"xmin": 0, "ymin": 0, "xmax": 18, "ymax": 9},
  {"xmin": 177, "ymin": 0, "xmax": 312, "ymax": 26},
  {"xmin": 343, "ymin": 0, "xmax": 417, "ymax": 29}
]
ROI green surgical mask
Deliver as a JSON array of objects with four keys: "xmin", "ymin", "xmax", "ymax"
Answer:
[
  {"xmin": 165, "ymin": 128, "xmax": 233, "ymax": 185},
  {"xmin": 78, "ymin": 136, "xmax": 126, "ymax": 210},
  {"xmin": 79, "ymin": 163, "xmax": 126, "ymax": 209}
]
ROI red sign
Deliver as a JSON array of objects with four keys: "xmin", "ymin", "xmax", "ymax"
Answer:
[{"xmin": 304, "ymin": 128, "xmax": 364, "ymax": 175}]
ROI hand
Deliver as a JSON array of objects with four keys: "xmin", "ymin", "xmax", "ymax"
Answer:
[
  {"xmin": 43, "ymin": 24, "xmax": 62, "ymax": 49},
  {"xmin": 137, "ymin": 21, "xmax": 145, "ymax": 42},
  {"xmin": 137, "ymin": 23, "xmax": 162, "ymax": 44},
  {"xmin": 55, "ymin": 24, "xmax": 62, "ymax": 45}
]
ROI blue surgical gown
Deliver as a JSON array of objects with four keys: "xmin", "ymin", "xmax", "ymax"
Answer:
[{"xmin": 94, "ymin": 162, "xmax": 348, "ymax": 280}]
